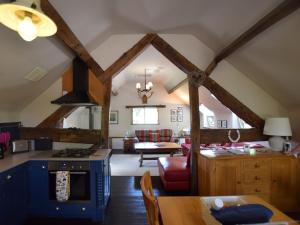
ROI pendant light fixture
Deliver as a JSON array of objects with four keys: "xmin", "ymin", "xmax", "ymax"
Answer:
[
  {"xmin": 0, "ymin": 0, "xmax": 57, "ymax": 42},
  {"xmin": 136, "ymin": 68, "xmax": 154, "ymax": 104}
]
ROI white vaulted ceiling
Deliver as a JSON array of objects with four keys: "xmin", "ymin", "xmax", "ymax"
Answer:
[{"xmin": 0, "ymin": 0, "xmax": 299, "ymax": 111}]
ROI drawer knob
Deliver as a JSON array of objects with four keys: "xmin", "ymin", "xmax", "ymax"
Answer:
[
  {"xmin": 56, "ymin": 207, "xmax": 60, "ymax": 211},
  {"xmin": 42, "ymin": 165, "xmax": 46, "ymax": 169},
  {"xmin": 254, "ymin": 176, "xmax": 260, "ymax": 180},
  {"xmin": 81, "ymin": 207, "xmax": 86, "ymax": 212},
  {"xmin": 6, "ymin": 175, "xmax": 12, "ymax": 180}
]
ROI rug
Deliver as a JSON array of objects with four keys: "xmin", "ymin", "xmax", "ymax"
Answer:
[{"xmin": 110, "ymin": 154, "xmax": 169, "ymax": 176}]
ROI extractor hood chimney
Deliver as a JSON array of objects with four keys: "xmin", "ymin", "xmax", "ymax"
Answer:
[{"xmin": 51, "ymin": 57, "xmax": 96, "ymax": 106}]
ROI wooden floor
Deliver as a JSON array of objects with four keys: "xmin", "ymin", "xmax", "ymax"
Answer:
[{"xmin": 24, "ymin": 176, "xmax": 187, "ymax": 225}]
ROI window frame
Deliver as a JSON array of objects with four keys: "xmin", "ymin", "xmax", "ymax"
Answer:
[{"xmin": 131, "ymin": 107, "xmax": 160, "ymax": 125}]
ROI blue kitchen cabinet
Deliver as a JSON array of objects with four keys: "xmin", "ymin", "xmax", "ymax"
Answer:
[
  {"xmin": 0, "ymin": 163, "xmax": 28, "ymax": 225},
  {"xmin": 27, "ymin": 160, "xmax": 49, "ymax": 217}
]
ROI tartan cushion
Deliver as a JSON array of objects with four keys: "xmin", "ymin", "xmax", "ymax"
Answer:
[
  {"xmin": 149, "ymin": 132, "xmax": 161, "ymax": 142},
  {"xmin": 135, "ymin": 129, "xmax": 172, "ymax": 142}
]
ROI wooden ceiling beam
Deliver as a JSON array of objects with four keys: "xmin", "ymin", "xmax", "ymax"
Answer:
[
  {"xmin": 151, "ymin": 34, "xmax": 205, "ymax": 77},
  {"xmin": 37, "ymin": 105, "xmax": 76, "ymax": 128},
  {"xmin": 203, "ymin": 78, "xmax": 265, "ymax": 130},
  {"xmin": 101, "ymin": 33, "xmax": 157, "ymax": 82},
  {"xmin": 41, "ymin": 0, "xmax": 104, "ymax": 81},
  {"xmin": 168, "ymin": 0, "xmax": 300, "ymax": 94},
  {"xmin": 151, "ymin": 35, "xmax": 264, "ymax": 130}
]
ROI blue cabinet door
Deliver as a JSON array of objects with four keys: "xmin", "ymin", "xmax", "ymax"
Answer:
[
  {"xmin": 27, "ymin": 160, "xmax": 49, "ymax": 216},
  {"xmin": 0, "ymin": 163, "xmax": 28, "ymax": 225}
]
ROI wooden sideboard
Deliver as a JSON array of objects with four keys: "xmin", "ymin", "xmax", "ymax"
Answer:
[{"xmin": 197, "ymin": 150, "xmax": 300, "ymax": 212}]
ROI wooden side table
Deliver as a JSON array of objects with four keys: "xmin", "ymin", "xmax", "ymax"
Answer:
[{"xmin": 123, "ymin": 137, "xmax": 136, "ymax": 153}]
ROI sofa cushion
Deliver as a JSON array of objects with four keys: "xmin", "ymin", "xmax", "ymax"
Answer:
[
  {"xmin": 158, "ymin": 157, "xmax": 190, "ymax": 182},
  {"xmin": 135, "ymin": 129, "xmax": 172, "ymax": 142},
  {"xmin": 149, "ymin": 132, "xmax": 161, "ymax": 142}
]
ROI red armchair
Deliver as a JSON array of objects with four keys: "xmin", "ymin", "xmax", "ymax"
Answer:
[{"xmin": 157, "ymin": 150, "xmax": 191, "ymax": 191}]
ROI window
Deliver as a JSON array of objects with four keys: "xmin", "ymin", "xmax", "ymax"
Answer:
[{"xmin": 132, "ymin": 107, "xmax": 159, "ymax": 125}]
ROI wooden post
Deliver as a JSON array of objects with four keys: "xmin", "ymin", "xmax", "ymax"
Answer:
[
  {"xmin": 188, "ymin": 79, "xmax": 201, "ymax": 194},
  {"xmin": 100, "ymin": 76, "xmax": 112, "ymax": 148}
]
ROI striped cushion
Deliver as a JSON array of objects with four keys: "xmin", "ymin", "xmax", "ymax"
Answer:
[
  {"xmin": 149, "ymin": 132, "xmax": 161, "ymax": 142},
  {"xmin": 135, "ymin": 129, "xmax": 172, "ymax": 142}
]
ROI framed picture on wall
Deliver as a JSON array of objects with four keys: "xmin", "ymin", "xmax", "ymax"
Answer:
[
  {"xmin": 177, "ymin": 115, "xmax": 183, "ymax": 122},
  {"xmin": 221, "ymin": 120, "xmax": 227, "ymax": 128},
  {"xmin": 207, "ymin": 116, "xmax": 215, "ymax": 128},
  {"xmin": 177, "ymin": 107, "xmax": 183, "ymax": 115},
  {"xmin": 170, "ymin": 109, "xmax": 177, "ymax": 116},
  {"xmin": 171, "ymin": 115, "xmax": 177, "ymax": 122},
  {"xmin": 217, "ymin": 120, "xmax": 222, "ymax": 128},
  {"xmin": 109, "ymin": 111, "xmax": 119, "ymax": 124}
]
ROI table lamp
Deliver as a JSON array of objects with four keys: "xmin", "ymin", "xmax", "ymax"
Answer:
[{"xmin": 263, "ymin": 117, "xmax": 292, "ymax": 151}]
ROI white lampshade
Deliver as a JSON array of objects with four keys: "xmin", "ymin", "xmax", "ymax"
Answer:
[
  {"xmin": 147, "ymin": 81, "xmax": 153, "ymax": 88},
  {"xmin": 136, "ymin": 82, "xmax": 141, "ymax": 89},
  {"xmin": 0, "ymin": 0, "xmax": 57, "ymax": 41},
  {"xmin": 263, "ymin": 117, "xmax": 292, "ymax": 136}
]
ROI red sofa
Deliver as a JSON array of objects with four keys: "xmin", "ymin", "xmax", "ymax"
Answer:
[{"xmin": 158, "ymin": 150, "xmax": 191, "ymax": 191}]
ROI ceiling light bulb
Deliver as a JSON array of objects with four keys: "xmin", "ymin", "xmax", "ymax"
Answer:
[
  {"xmin": 136, "ymin": 83, "xmax": 141, "ymax": 89},
  {"xmin": 148, "ymin": 82, "xmax": 153, "ymax": 88},
  {"xmin": 18, "ymin": 16, "xmax": 38, "ymax": 41}
]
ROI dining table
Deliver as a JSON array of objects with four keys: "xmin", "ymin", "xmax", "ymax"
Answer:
[{"xmin": 157, "ymin": 195, "xmax": 296, "ymax": 225}]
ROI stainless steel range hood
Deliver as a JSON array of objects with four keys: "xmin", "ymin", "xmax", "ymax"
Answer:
[{"xmin": 51, "ymin": 57, "xmax": 96, "ymax": 106}]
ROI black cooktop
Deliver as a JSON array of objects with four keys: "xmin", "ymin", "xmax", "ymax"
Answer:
[{"xmin": 52, "ymin": 148, "xmax": 96, "ymax": 158}]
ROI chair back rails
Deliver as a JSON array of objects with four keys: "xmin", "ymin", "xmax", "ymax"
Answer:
[{"xmin": 140, "ymin": 171, "xmax": 160, "ymax": 225}]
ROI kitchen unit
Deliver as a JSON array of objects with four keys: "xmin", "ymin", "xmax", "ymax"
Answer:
[{"xmin": 0, "ymin": 148, "xmax": 111, "ymax": 225}]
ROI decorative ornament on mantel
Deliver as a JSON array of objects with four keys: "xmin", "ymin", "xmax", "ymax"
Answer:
[
  {"xmin": 136, "ymin": 68, "xmax": 154, "ymax": 104},
  {"xmin": 0, "ymin": 0, "xmax": 57, "ymax": 42}
]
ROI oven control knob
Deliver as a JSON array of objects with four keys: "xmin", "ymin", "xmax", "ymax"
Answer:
[
  {"xmin": 63, "ymin": 163, "xmax": 66, "ymax": 166},
  {"xmin": 56, "ymin": 207, "xmax": 60, "ymax": 211},
  {"xmin": 79, "ymin": 166, "xmax": 82, "ymax": 169},
  {"xmin": 81, "ymin": 207, "xmax": 86, "ymax": 212}
]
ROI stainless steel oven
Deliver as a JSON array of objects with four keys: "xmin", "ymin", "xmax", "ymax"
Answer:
[{"xmin": 48, "ymin": 161, "xmax": 91, "ymax": 201}]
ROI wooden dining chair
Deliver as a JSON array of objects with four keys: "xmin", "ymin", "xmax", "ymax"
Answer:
[{"xmin": 140, "ymin": 171, "xmax": 160, "ymax": 225}]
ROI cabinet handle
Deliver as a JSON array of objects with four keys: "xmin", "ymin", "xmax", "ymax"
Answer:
[
  {"xmin": 42, "ymin": 165, "xmax": 46, "ymax": 169},
  {"xmin": 56, "ymin": 207, "xmax": 60, "ymax": 211},
  {"xmin": 81, "ymin": 207, "xmax": 86, "ymax": 212},
  {"xmin": 6, "ymin": 175, "xmax": 12, "ymax": 180}
]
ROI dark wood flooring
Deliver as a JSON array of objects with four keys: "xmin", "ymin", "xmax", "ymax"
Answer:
[{"xmin": 24, "ymin": 176, "xmax": 188, "ymax": 225}]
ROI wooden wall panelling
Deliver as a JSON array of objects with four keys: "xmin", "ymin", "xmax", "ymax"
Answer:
[
  {"xmin": 199, "ymin": 128, "xmax": 267, "ymax": 144},
  {"xmin": 20, "ymin": 127, "xmax": 101, "ymax": 144}
]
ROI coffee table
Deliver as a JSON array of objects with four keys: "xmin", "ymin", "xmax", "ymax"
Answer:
[{"xmin": 134, "ymin": 142, "xmax": 181, "ymax": 167}]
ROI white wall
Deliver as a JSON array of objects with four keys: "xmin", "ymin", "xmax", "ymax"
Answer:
[
  {"xmin": 20, "ymin": 79, "xmax": 62, "ymax": 127},
  {"xmin": 109, "ymin": 81, "xmax": 190, "ymax": 137},
  {"xmin": 0, "ymin": 110, "xmax": 19, "ymax": 123}
]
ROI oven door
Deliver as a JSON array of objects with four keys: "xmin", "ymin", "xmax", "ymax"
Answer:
[{"xmin": 49, "ymin": 171, "xmax": 91, "ymax": 201}]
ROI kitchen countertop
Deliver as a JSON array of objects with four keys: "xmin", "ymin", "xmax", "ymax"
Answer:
[{"xmin": 0, "ymin": 149, "xmax": 111, "ymax": 173}]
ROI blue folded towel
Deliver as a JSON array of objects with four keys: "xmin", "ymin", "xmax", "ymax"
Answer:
[{"xmin": 211, "ymin": 204, "xmax": 273, "ymax": 225}]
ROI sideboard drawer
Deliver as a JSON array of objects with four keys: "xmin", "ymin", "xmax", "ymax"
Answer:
[
  {"xmin": 242, "ymin": 183, "xmax": 270, "ymax": 195},
  {"xmin": 242, "ymin": 159, "xmax": 270, "ymax": 170},
  {"xmin": 242, "ymin": 170, "xmax": 271, "ymax": 184}
]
